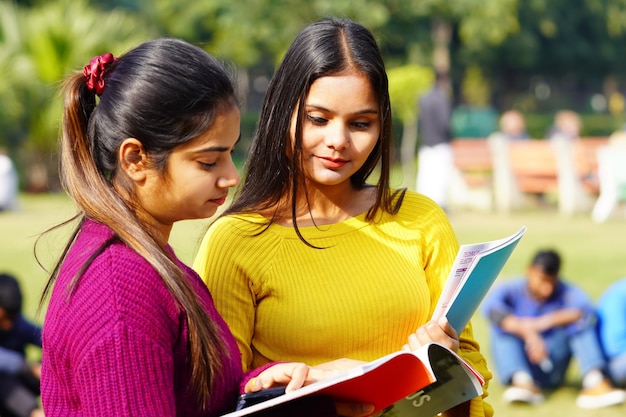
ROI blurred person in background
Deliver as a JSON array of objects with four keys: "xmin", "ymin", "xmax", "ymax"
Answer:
[
  {"xmin": 481, "ymin": 249, "xmax": 626, "ymax": 408},
  {"xmin": 596, "ymin": 278, "xmax": 626, "ymax": 388},
  {"xmin": 0, "ymin": 150, "xmax": 19, "ymax": 211},
  {"xmin": 546, "ymin": 110, "xmax": 581, "ymax": 142},
  {"xmin": 0, "ymin": 272, "xmax": 44, "ymax": 417},
  {"xmin": 416, "ymin": 71, "xmax": 453, "ymax": 210},
  {"xmin": 498, "ymin": 110, "xmax": 530, "ymax": 141}
]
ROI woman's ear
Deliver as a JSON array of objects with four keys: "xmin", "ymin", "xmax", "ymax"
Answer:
[{"xmin": 119, "ymin": 138, "xmax": 148, "ymax": 182}]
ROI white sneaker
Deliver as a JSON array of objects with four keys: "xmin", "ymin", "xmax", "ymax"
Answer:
[
  {"xmin": 576, "ymin": 378, "xmax": 626, "ymax": 409},
  {"xmin": 502, "ymin": 384, "xmax": 544, "ymax": 405}
]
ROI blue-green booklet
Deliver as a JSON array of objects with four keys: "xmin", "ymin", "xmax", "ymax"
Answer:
[{"xmin": 432, "ymin": 226, "xmax": 527, "ymax": 334}]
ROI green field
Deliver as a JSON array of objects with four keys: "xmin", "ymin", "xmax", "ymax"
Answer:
[{"xmin": 1, "ymin": 193, "xmax": 626, "ymax": 416}]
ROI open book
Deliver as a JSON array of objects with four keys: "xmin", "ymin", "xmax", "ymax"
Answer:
[
  {"xmin": 221, "ymin": 342, "xmax": 484, "ymax": 417},
  {"xmin": 221, "ymin": 226, "xmax": 526, "ymax": 417}
]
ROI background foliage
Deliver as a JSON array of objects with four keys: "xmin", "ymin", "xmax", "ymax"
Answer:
[{"xmin": 3, "ymin": 0, "xmax": 626, "ymax": 187}]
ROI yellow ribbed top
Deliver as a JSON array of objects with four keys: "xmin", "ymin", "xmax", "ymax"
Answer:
[{"xmin": 193, "ymin": 191, "xmax": 492, "ymax": 417}]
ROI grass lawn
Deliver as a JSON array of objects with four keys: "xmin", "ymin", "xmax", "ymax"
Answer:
[{"xmin": 2, "ymin": 192, "xmax": 626, "ymax": 416}]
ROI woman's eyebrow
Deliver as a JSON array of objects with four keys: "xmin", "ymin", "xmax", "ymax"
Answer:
[
  {"xmin": 194, "ymin": 146, "xmax": 230, "ymax": 153},
  {"xmin": 306, "ymin": 103, "xmax": 378, "ymax": 115},
  {"xmin": 194, "ymin": 138, "xmax": 241, "ymax": 154}
]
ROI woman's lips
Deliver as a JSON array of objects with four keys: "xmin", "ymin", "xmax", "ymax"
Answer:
[
  {"xmin": 318, "ymin": 156, "xmax": 348, "ymax": 169},
  {"xmin": 210, "ymin": 195, "xmax": 227, "ymax": 206}
]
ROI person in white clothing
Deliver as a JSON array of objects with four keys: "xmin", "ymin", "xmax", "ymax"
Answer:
[
  {"xmin": 0, "ymin": 152, "xmax": 18, "ymax": 211},
  {"xmin": 416, "ymin": 72, "xmax": 453, "ymax": 209}
]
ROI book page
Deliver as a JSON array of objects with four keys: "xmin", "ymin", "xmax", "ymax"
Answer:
[
  {"xmin": 219, "ymin": 343, "xmax": 483, "ymax": 417},
  {"xmin": 431, "ymin": 241, "xmax": 495, "ymax": 320},
  {"xmin": 431, "ymin": 226, "xmax": 526, "ymax": 333},
  {"xmin": 220, "ymin": 350, "xmax": 430, "ymax": 417},
  {"xmin": 385, "ymin": 344, "xmax": 483, "ymax": 417}
]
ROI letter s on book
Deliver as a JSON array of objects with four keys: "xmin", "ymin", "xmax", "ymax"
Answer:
[{"xmin": 406, "ymin": 390, "xmax": 431, "ymax": 407}]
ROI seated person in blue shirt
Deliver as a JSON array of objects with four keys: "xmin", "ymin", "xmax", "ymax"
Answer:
[
  {"xmin": 596, "ymin": 277, "xmax": 626, "ymax": 388},
  {"xmin": 481, "ymin": 249, "xmax": 625, "ymax": 408},
  {"xmin": 0, "ymin": 273, "xmax": 44, "ymax": 417}
]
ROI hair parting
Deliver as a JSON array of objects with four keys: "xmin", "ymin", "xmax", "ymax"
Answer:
[{"xmin": 224, "ymin": 17, "xmax": 405, "ymax": 245}]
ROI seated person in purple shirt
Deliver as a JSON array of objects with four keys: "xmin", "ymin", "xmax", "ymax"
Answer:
[
  {"xmin": 481, "ymin": 249, "xmax": 625, "ymax": 408},
  {"xmin": 0, "ymin": 272, "xmax": 44, "ymax": 417}
]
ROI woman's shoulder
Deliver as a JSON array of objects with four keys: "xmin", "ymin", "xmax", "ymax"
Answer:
[
  {"xmin": 388, "ymin": 189, "xmax": 449, "ymax": 224},
  {"xmin": 211, "ymin": 212, "xmax": 267, "ymax": 228},
  {"xmin": 204, "ymin": 213, "xmax": 272, "ymax": 241},
  {"xmin": 83, "ymin": 229, "xmax": 157, "ymax": 279},
  {"xmin": 377, "ymin": 190, "xmax": 457, "ymax": 252},
  {"xmin": 396, "ymin": 189, "xmax": 443, "ymax": 212},
  {"xmin": 58, "ymin": 237, "xmax": 180, "ymax": 337},
  {"xmin": 63, "ymin": 221, "xmax": 174, "ymax": 307}
]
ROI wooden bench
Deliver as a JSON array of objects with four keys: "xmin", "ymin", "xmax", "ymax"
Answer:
[
  {"xmin": 507, "ymin": 140, "xmax": 559, "ymax": 195},
  {"xmin": 450, "ymin": 136, "xmax": 609, "ymax": 213},
  {"xmin": 448, "ymin": 139, "xmax": 494, "ymax": 210},
  {"xmin": 451, "ymin": 139, "xmax": 492, "ymax": 189}
]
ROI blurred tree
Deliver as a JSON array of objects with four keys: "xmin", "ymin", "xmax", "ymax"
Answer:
[
  {"xmin": 103, "ymin": 0, "xmax": 392, "ymax": 72},
  {"xmin": 386, "ymin": 0, "xmax": 520, "ymax": 73},
  {"xmin": 0, "ymin": 0, "xmax": 154, "ymax": 190},
  {"xmin": 90, "ymin": 3, "xmax": 521, "ymax": 106},
  {"xmin": 122, "ymin": 0, "xmax": 394, "ymax": 115},
  {"xmin": 465, "ymin": 0, "xmax": 626, "ymax": 112},
  {"xmin": 0, "ymin": 2, "xmax": 24, "ymax": 156}
]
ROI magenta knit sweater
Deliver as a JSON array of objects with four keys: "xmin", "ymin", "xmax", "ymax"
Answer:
[{"xmin": 41, "ymin": 220, "xmax": 244, "ymax": 417}]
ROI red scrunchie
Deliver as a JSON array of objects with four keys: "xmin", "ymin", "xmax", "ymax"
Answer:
[{"xmin": 83, "ymin": 53, "xmax": 117, "ymax": 96}]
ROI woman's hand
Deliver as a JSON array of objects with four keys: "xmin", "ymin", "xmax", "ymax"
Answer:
[
  {"xmin": 403, "ymin": 317, "xmax": 460, "ymax": 353},
  {"xmin": 246, "ymin": 360, "xmax": 377, "ymax": 416},
  {"xmin": 245, "ymin": 360, "xmax": 366, "ymax": 393},
  {"xmin": 313, "ymin": 358, "xmax": 367, "ymax": 373},
  {"xmin": 245, "ymin": 362, "xmax": 318, "ymax": 393}
]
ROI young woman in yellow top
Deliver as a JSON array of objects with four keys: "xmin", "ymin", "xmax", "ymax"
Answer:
[{"xmin": 194, "ymin": 17, "xmax": 492, "ymax": 417}]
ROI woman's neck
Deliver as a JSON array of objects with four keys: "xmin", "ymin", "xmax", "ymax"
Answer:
[{"xmin": 275, "ymin": 184, "xmax": 375, "ymax": 227}]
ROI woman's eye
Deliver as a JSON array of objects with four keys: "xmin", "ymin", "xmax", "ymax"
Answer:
[
  {"xmin": 306, "ymin": 114, "xmax": 327, "ymax": 125},
  {"xmin": 352, "ymin": 121, "xmax": 371, "ymax": 129},
  {"xmin": 199, "ymin": 161, "xmax": 217, "ymax": 170}
]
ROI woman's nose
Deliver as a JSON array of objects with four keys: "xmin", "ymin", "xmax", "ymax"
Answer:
[{"xmin": 325, "ymin": 122, "xmax": 350, "ymax": 149}]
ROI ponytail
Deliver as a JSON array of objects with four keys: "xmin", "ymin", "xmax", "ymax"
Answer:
[{"xmin": 39, "ymin": 40, "xmax": 234, "ymax": 407}]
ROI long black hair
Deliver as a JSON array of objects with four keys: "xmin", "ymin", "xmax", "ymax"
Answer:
[
  {"xmin": 39, "ymin": 38, "xmax": 236, "ymax": 407},
  {"xmin": 225, "ymin": 17, "xmax": 404, "ymax": 238}
]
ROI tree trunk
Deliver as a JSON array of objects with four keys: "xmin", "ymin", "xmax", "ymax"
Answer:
[{"xmin": 432, "ymin": 19, "xmax": 451, "ymax": 74}]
